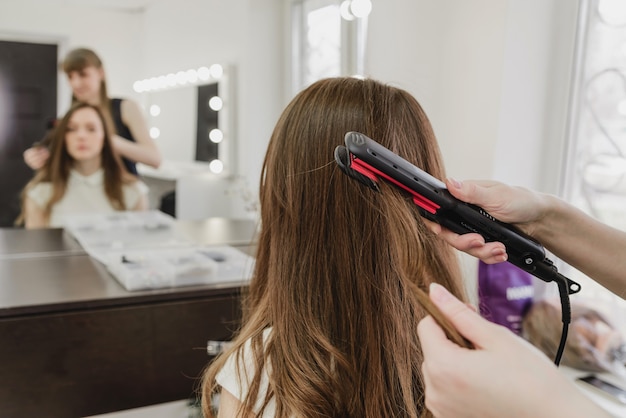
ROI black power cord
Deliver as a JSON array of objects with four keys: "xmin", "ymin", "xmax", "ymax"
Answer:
[{"xmin": 554, "ymin": 272, "xmax": 573, "ymax": 365}]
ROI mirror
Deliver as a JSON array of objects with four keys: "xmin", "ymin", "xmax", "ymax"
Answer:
[{"xmin": 137, "ymin": 65, "xmax": 236, "ymax": 176}]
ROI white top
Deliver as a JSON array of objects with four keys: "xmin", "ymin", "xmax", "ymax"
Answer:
[
  {"xmin": 216, "ymin": 328, "xmax": 275, "ymax": 417},
  {"xmin": 27, "ymin": 169, "xmax": 149, "ymax": 228}
]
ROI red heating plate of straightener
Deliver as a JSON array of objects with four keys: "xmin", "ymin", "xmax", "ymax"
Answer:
[{"xmin": 350, "ymin": 156, "xmax": 440, "ymax": 214}]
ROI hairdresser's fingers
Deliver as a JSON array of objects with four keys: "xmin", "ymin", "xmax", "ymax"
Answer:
[
  {"xmin": 24, "ymin": 147, "xmax": 49, "ymax": 170},
  {"xmin": 427, "ymin": 220, "xmax": 508, "ymax": 263},
  {"xmin": 441, "ymin": 230, "xmax": 507, "ymax": 263},
  {"xmin": 428, "ymin": 283, "xmax": 506, "ymax": 349},
  {"xmin": 417, "ymin": 315, "xmax": 459, "ymax": 358},
  {"xmin": 418, "ymin": 317, "xmax": 468, "ymax": 418},
  {"xmin": 445, "ymin": 178, "xmax": 500, "ymax": 207},
  {"xmin": 426, "ymin": 218, "xmax": 485, "ymax": 249}
]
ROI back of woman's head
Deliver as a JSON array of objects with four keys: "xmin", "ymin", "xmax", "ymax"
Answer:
[
  {"xmin": 203, "ymin": 77, "xmax": 468, "ymax": 418},
  {"xmin": 257, "ymin": 76, "xmax": 464, "ymax": 315}
]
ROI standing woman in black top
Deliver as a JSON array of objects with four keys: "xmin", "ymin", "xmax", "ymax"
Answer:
[{"xmin": 23, "ymin": 48, "xmax": 161, "ymax": 174}]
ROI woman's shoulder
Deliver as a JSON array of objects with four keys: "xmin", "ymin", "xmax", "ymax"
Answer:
[
  {"xmin": 123, "ymin": 173, "xmax": 149, "ymax": 195},
  {"xmin": 26, "ymin": 181, "xmax": 53, "ymax": 207},
  {"xmin": 216, "ymin": 328, "xmax": 273, "ymax": 398}
]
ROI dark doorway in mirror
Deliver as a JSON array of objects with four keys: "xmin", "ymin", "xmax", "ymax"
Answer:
[
  {"xmin": 0, "ymin": 40, "xmax": 57, "ymax": 227},
  {"xmin": 195, "ymin": 82, "xmax": 219, "ymax": 163}
]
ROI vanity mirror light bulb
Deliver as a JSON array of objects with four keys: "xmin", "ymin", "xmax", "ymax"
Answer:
[
  {"xmin": 133, "ymin": 81, "xmax": 144, "ymax": 93},
  {"xmin": 209, "ymin": 159, "xmax": 224, "ymax": 174},
  {"xmin": 186, "ymin": 69, "xmax": 198, "ymax": 83},
  {"xmin": 175, "ymin": 71, "xmax": 188, "ymax": 85},
  {"xmin": 157, "ymin": 76, "xmax": 168, "ymax": 89},
  {"xmin": 150, "ymin": 127, "xmax": 160, "ymax": 139},
  {"xmin": 166, "ymin": 73, "xmax": 177, "ymax": 87},
  {"xmin": 148, "ymin": 77, "xmax": 159, "ymax": 90},
  {"xmin": 197, "ymin": 66, "xmax": 211, "ymax": 81},
  {"xmin": 209, "ymin": 128, "xmax": 223, "ymax": 143},
  {"xmin": 133, "ymin": 64, "xmax": 224, "ymax": 91},
  {"xmin": 150, "ymin": 105, "xmax": 161, "ymax": 117},
  {"xmin": 208, "ymin": 96, "xmax": 223, "ymax": 111},
  {"xmin": 209, "ymin": 64, "xmax": 223, "ymax": 79}
]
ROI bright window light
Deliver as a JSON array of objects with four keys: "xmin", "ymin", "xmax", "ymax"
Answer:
[
  {"xmin": 598, "ymin": 0, "xmax": 626, "ymax": 26},
  {"xmin": 350, "ymin": 0, "xmax": 372, "ymax": 18},
  {"xmin": 340, "ymin": 1, "xmax": 355, "ymax": 21}
]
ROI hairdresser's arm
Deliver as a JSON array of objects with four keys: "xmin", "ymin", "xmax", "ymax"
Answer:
[
  {"xmin": 417, "ymin": 283, "xmax": 612, "ymax": 418},
  {"xmin": 434, "ymin": 179, "xmax": 626, "ymax": 297},
  {"xmin": 23, "ymin": 147, "xmax": 50, "ymax": 170},
  {"xmin": 23, "ymin": 197, "xmax": 46, "ymax": 229},
  {"xmin": 113, "ymin": 99, "xmax": 162, "ymax": 168}
]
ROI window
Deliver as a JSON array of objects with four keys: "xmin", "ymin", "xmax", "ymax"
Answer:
[
  {"xmin": 563, "ymin": 0, "xmax": 626, "ymax": 321},
  {"xmin": 289, "ymin": 0, "xmax": 370, "ymax": 95}
]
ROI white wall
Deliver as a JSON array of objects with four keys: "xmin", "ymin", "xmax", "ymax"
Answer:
[
  {"xmin": 0, "ymin": 0, "xmax": 143, "ymax": 114},
  {"xmin": 494, "ymin": 0, "xmax": 580, "ymax": 193},
  {"xmin": 0, "ymin": 0, "xmax": 582, "ymax": 241},
  {"xmin": 140, "ymin": 0, "xmax": 285, "ymax": 191},
  {"xmin": 0, "ymin": 0, "xmax": 580, "ymax": 198},
  {"xmin": 367, "ymin": 0, "xmax": 580, "ymax": 193}
]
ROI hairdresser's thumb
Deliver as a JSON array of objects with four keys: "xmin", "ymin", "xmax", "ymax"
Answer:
[{"xmin": 428, "ymin": 283, "xmax": 498, "ymax": 349}]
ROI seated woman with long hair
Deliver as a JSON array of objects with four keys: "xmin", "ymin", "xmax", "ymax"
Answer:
[
  {"xmin": 20, "ymin": 102, "xmax": 148, "ymax": 229},
  {"xmin": 201, "ymin": 77, "xmax": 472, "ymax": 418}
]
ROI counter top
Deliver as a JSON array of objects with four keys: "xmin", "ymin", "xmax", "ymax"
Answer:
[
  {"xmin": 0, "ymin": 217, "xmax": 258, "ymax": 318},
  {"xmin": 0, "ymin": 227, "xmax": 85, "ymax": 259}
]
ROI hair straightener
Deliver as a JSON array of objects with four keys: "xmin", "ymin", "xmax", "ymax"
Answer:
[{"xmin": 335, "ymin": 131, "xmax": 581, "ymax": 365}]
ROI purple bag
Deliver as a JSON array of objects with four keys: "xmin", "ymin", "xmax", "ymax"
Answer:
[{"xmin": 478, "ymin": 261, "xmax": 534, "ymax": 335}]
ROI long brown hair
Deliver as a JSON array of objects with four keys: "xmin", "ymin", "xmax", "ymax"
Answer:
[
  {"xmin": 19, "ymin": 102, "xmax": 130, "ymax": 225},
  {"xmin": 202, "ymin": 77, "xmax": 471, "ymax": 417}
]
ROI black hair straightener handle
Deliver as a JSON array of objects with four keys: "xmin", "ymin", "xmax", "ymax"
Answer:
[{"xmin": 335, "ymin": 131, "xmax": 581, "ymax": 365}]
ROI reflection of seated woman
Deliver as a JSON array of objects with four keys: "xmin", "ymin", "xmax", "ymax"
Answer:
[{"xmin": 19, "ymin": 102, "xmax": 148, "ymax": 229}]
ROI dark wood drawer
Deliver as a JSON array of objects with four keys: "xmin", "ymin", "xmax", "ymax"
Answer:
[{"xmin": 0, "ymin": 292, "xmax": 243, "ymax": 417}]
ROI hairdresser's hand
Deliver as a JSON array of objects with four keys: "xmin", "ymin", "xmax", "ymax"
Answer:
[
  {"xmin": 427, "ymin": 178, "xmax": 552, "ymax": 263},
  {"xmin": 445, "ymin": 178, "xmax": 548, "ymax": 228},
  {"xmin": 417, "ymin": 283, "xmax": 611, "ymax": 418},
  {"xmin": 23, "ymin": 146, "xmax": 50, "ymax": 170}
]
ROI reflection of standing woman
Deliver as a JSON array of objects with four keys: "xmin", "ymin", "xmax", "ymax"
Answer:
[
  {"xmin": 20, "ymin": 102, "xmax": 148, "ymax": 229},
  {"xmin": 23, "ymin": 48, "xmax": 161, "ymax": 174}
]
